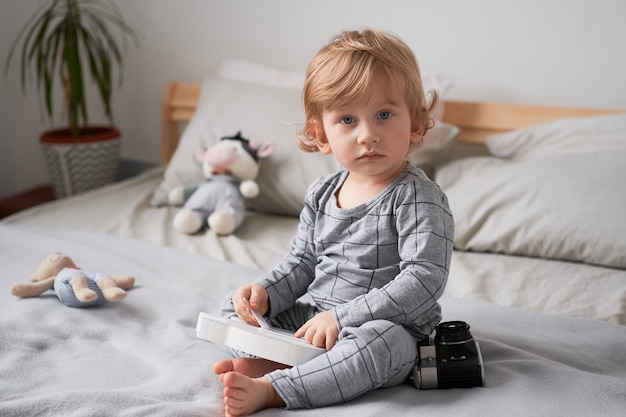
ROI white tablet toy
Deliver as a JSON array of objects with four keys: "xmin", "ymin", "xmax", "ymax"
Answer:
[{"xmin": 196, "ymin": 312, "xmax": 325, "ymax": 366}]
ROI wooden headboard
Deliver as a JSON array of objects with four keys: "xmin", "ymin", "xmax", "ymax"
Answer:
[{"xmin": 160, "ymin": 80, "xmax": 621, "ymax": 164}]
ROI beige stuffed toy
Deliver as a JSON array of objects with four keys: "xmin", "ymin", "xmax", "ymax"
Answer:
[{"xmin": 10, "ymin": 252, "xmax": 135, "ymax": 308}]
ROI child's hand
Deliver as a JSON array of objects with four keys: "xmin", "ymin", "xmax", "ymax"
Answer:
[
  {"xmin": 295, "ymin": 310, "xmax": 339, "ymax": 351},
  {"xmin": 232, "ymin": 284, "xmax": 269, "ymax": 327}
]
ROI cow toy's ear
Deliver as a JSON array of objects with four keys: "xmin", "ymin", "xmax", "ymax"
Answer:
[
  {"xmin": 194, "ymin": 146, "xmax": 207, "ymax": 162},
  {"xmin": 256, "ymin": 142, "xmax": 274, "ymax": 159}
]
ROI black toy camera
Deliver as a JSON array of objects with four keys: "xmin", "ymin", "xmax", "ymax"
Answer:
[{"xmin": 411, "ymin": 321, "xmax": 484, "ymax": 389}]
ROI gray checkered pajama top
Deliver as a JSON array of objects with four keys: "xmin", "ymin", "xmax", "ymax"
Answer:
[{"xmin": 256, "ymin": 163, "xmax": 454, "ymax": 338}]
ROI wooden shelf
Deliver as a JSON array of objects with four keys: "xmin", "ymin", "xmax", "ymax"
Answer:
[{"xmin": 0, "ymin": 185, "xmax": 56, "ymax": 219}]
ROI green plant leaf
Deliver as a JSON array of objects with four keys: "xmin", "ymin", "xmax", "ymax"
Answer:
[
  {"xmin": 65, "ymin": 12, "xmax": 86, "ymax": 136},
  {"xmin": 5, "ymin": 0, "xmax": 139, "ymax": 137},
  {"xmin": 44, "ymin": 21, "xmax": 65, "ymax": 119}
]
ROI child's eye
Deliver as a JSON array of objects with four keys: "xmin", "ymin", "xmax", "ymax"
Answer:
[
  {"xmin": 340, "ymin": 116, "xmax": 355, "ymax": 125},
  {"xmin": 378, "ymin": 111, "xmax": 392, "ymax": 120}
]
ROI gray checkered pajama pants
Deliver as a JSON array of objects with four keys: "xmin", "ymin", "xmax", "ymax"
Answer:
[{"xmin": 220, "ymin": 297, "xmax": 419, "ymax": 409}]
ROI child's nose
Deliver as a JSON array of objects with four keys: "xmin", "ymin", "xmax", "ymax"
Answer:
[{"xmin": 356, "ymin": 121, "xmax": 380, "ymax": 144}]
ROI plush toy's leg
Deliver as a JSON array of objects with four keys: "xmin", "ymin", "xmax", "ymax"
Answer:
[
  {"xmin": 112, "ymin": 275, "xmax": 135, "ymax": 290},
  {"xmin": 208, "ymin": 211, "xmax": 237, "ymax": 236},
  {"xmin": 96, "ymin": 276, "xmax": 127, "ymax": 302},
  {"xmin": 173, "ymin": 209, "xmax": 204, "ymax": 234},
  {"xmin": 71, "ymin": 275, "xmax": 98, "ymax": 302}
]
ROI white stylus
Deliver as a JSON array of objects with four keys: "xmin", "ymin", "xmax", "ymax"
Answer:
[{"xmin": 243, "ymin": 298, "xmax": 271, "ymax": 329}]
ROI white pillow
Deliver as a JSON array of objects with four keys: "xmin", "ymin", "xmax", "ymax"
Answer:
[
  {"xmin": 218, "ymin": 59, "xmax": 304, "ymax": 90},
  {"xmin": 435, "ymin": 150, "xmax": 626, "ymax": 269},
  {"xmin": 486, "ymin": 113, "xmax": 626, "ymax": 159},
  {"xmin": 152, "ymin": 78, "xmax": 459, "ymax": 217}
]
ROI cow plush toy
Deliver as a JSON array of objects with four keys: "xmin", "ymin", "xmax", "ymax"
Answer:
[{"xmin": 168, "ymin": 132, "xmax": 273, "ymax": 235}]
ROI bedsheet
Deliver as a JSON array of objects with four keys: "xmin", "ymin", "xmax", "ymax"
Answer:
[
  {"xmin": 1, "ymin": 224, "xmax": 625, "ymax": 416},
  {"xmin": 448, "ymin": 251, "xmax": 626, "ymax": 324},
  {"xmin": 2, "ymin": 167, "xmax": 297, "ymax": 271},
  {"xmin": 3, "ymin": 169, "xmax": 626, "ymax": 325}
]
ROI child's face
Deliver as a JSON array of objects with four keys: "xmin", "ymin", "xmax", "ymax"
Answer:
[{"xmin": 315, "ymin": 75, "xmax": 422, "ymax": 181}]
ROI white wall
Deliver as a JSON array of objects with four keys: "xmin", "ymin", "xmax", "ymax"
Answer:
[
  {"xmin": 0, "ymin": 5, "xmax": 15, "ymax": 197},
  {"xmin": 2, "ymin": 0, "xmax": 625, "ymax": 198}
]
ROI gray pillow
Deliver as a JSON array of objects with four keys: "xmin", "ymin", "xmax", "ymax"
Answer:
[{"xmin": 436, "ymin": 150, "xmax": 626, "ymax": 269}]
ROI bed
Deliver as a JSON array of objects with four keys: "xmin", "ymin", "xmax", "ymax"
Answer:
[{"xmin": 2, "ymin": 66, "xmax": 625, "ymax": 416}]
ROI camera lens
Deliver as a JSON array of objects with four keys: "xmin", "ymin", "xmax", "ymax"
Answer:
[{"xmin": 435, "ymin": 321, "xmax": 472, "ymax": 344}]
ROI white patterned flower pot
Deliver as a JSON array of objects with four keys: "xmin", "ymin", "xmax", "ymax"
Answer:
[{"xmin": 40, "ymin": 127, "xmax": 121, "ymax": 198}]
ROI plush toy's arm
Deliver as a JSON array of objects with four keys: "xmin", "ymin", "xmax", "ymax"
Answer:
[
  {"xmin": 239, "ymin": 180, "xmax": 260, "ymax": 199},
  {"xmin": 11, "ymin": 276, "xmax": 55, "ymax": 298},
  {"xmin": 168, "ymin": 183, "xmax": 203, "ymax": 205}
]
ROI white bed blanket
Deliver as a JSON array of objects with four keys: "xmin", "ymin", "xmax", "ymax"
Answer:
[{"xmin": 1, "ymin": 224, "xmax": 625, "ymax": 416}]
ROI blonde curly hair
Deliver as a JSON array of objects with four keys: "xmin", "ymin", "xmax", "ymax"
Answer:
[{"xmin": 297, "ymin": 28, "xmax": 438, "ymax": 153}]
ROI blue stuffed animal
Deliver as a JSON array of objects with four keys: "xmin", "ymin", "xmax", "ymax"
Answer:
[{"xmin": 10, "ymin": 252, "xmax": 135, "ymax": 308}]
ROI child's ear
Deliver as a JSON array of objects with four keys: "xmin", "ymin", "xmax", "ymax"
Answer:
[
  {"xmin": 410, "ymin": 122, "xmax": 425, "ymax": 145},
  {"xmin": 309, "ymin": 120, "xmax": 333, "ymax": 155},
  {"xmin": 315, "ymin": 136, "xmax": 332, "ymax": 155}
]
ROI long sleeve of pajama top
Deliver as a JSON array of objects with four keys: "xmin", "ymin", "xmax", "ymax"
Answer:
[{"xmin": 254, "ymin": 163, "xmax": 454, "ymax": 338}]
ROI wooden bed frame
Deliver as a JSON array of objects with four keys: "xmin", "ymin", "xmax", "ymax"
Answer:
[{"xmin": 161, "ymin": 80, "xmax": 621, "ymax": 164}]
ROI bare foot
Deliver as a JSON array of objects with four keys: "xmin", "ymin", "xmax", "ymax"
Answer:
[
  {"xmin": 213, "ymin": 357, "xmax": 289, "ymax": 378},
  {"xmin": 221, "ymin": 371, "xmax": 285, "ymax": 416}
]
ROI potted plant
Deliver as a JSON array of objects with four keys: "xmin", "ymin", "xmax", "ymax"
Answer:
[{"xmin": 6, "ymin": 0, "xmax": 139, "ymax": 197}]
